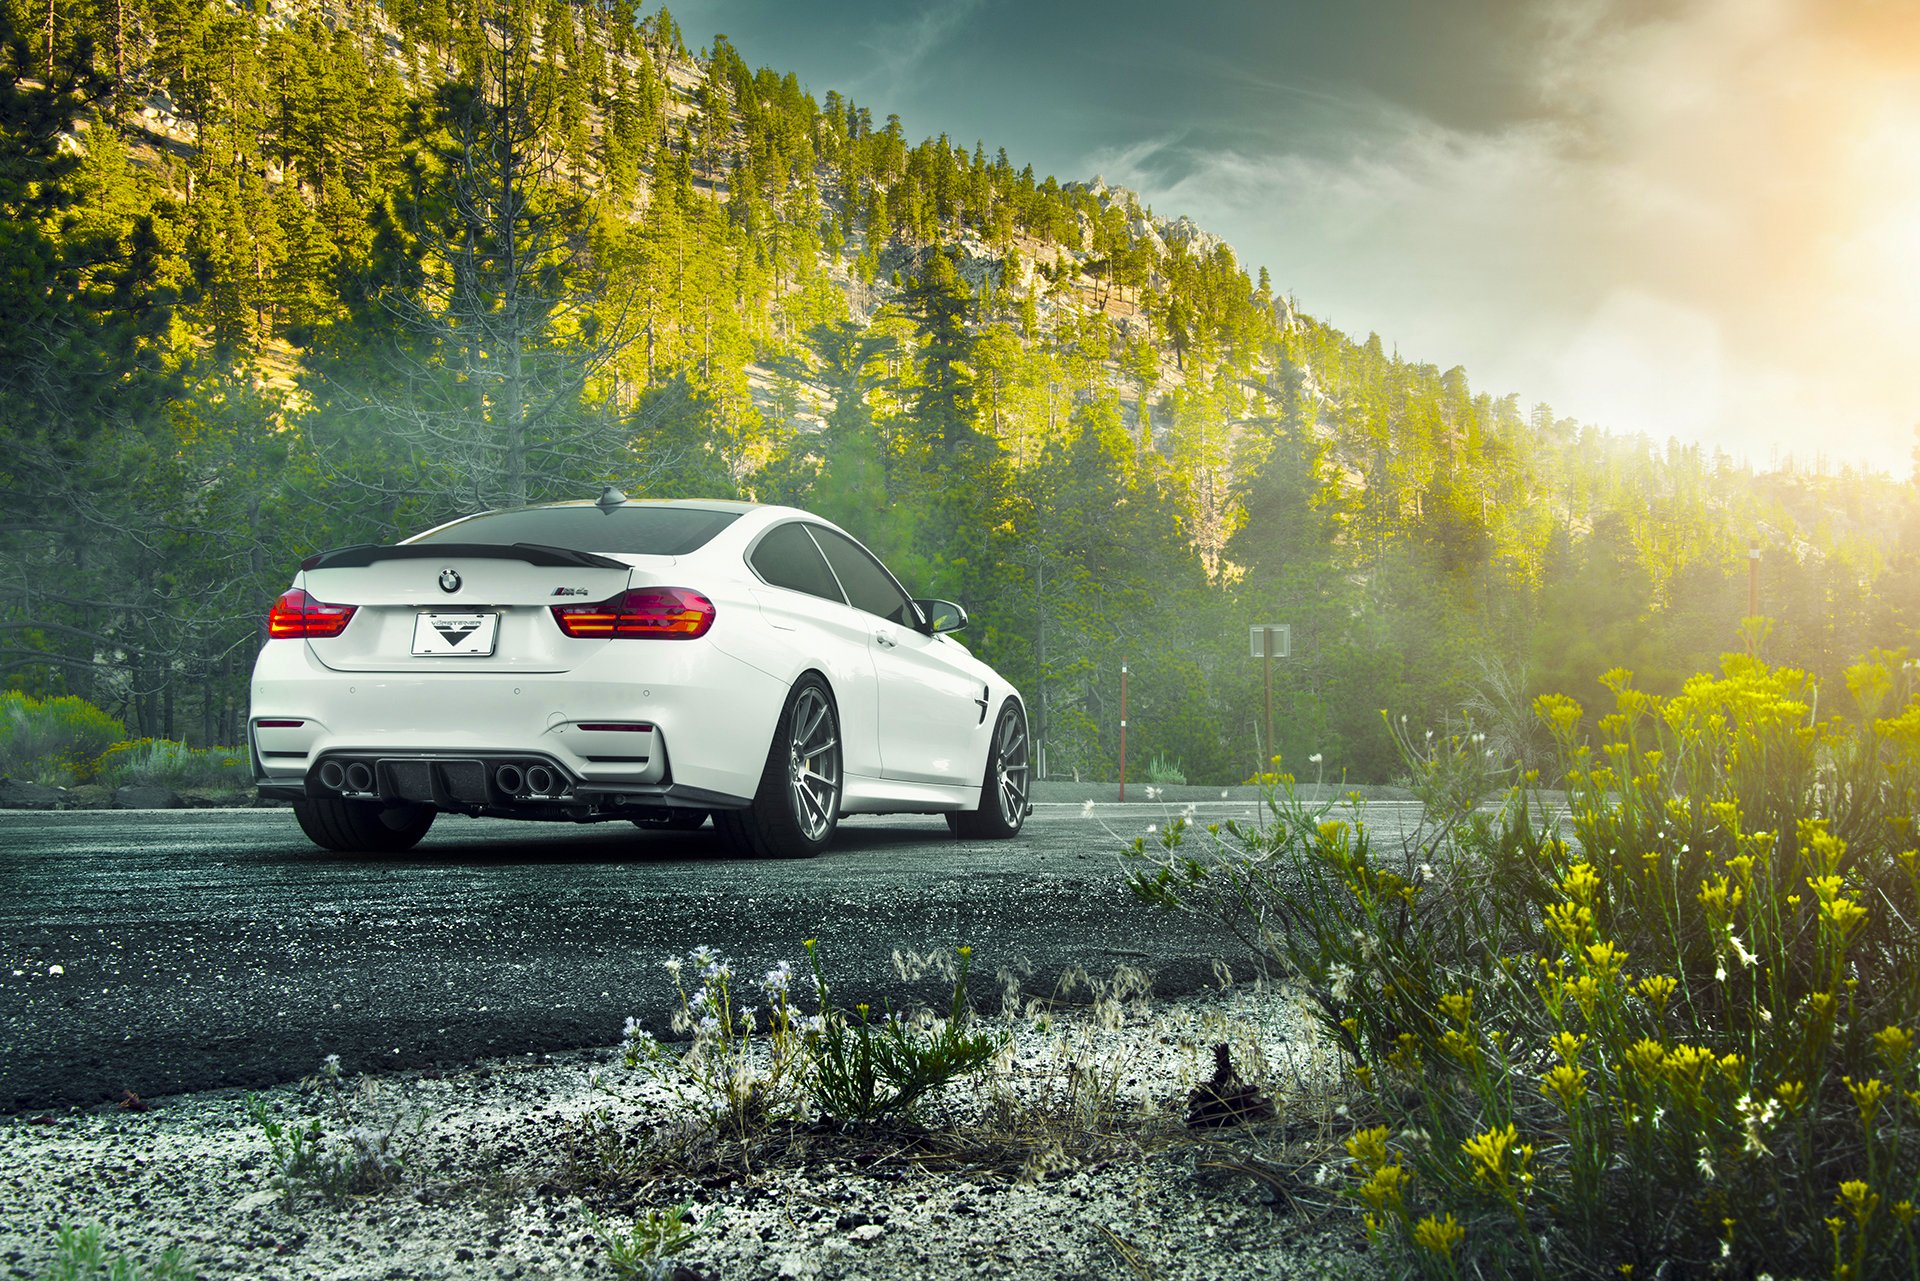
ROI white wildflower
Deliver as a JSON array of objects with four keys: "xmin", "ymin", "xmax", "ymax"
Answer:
[
  {"xmin": 1081, "ymin": 798, "xmax": 1096, "ymax": 817},
  {"xmin": 1736, "ymin": 1093, "xmax": 1779, "ymax": 1156},
  {"xmin": 663, "ymin": 956, "xmax": 683, "ymax": 978},
  {"xmin": 762, "ymin": 962, "xmax": 793, "ymax": 995},
  {"xmin": 1308, "ymin": 753, "xmax": 1323, "ymax": 764},
  {"xmin": 1146, "ymin": 824, "xmax": 1158, "ymax": 835},
  {"xmin": 1327, "ymin": 963, "xmax": 1357, "ymax": 1002}
]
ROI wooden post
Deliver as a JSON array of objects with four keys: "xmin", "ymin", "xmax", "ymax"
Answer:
[
  {"xmin": 1263, "ymin": 628, "xmax": 1274, "ymax": 773},
  {"xmin": 1119, "ymin": 660, "xmax": 1129, "ymax": 801}
]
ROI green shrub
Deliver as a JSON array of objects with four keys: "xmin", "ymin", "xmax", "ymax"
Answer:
[
  {"xmin": 804, "ymin": 940, "xmax": 1007, "ymax": 1124},
  {"xmin": 617, "ymin": 942, "xmax": 1005, "ymax": 1136},
  {"xmin": 1145, "ymin": 751, "xmax": 1188, "ymax": 786},
  {"xmin": 0, "ymin": 691, "xmax": 124, "ymax": 785},
  {"xmin": 245, "ymin": 1056, "xmax": 423, "ymax": 1205},
  {"xmin": 591, "ymin": 1202, "xmax": 699, "ymax": 1280},
  {"xmin": 93, "ymin": 738, "xmax": 251, "ymax": 791},
  {"xmin": 38, "ymin": 1222, "xmax": 195, "ymax": 1280},
  {"xmin": 1125, "ymin": 649, "xmax": 1920, "ymax": 1278}
]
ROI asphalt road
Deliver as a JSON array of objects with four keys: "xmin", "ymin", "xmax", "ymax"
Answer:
[{"xmin": 0, "ymin": 800, "xmax": 1422, "ymax": 1113}]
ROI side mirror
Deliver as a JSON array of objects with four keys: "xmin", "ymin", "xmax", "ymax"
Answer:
[{"xmin": 914, "ymin": 599, "xmax": 968, "ymax": 635}]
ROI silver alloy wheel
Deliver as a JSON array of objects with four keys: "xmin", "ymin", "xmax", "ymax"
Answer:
[
  {"xmin": 993, "ymin": 704, "xmax": 1030, "ymax": 826},
  {"xmin": 787, "ymin": 685, "xmax": 841, "ymax": 841}
]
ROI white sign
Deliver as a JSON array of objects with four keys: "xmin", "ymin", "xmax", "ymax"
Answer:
[
  {"xmin": 413, "ymin": 612, "xmax": 500, "ymax": 657},
  {"xmin": 1249, "ymin": 624, "xmax": 1291, "ymax": 659}
]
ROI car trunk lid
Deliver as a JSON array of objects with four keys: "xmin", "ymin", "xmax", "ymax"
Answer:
[{"xmin": 298, "ymin": 543, "xmax": 652, "ymax": 674}]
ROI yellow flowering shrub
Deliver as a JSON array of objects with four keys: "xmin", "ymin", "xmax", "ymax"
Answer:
[{"xmin": 1127, "ymin": 645, "xmax": 1920, "ymax": 1278}]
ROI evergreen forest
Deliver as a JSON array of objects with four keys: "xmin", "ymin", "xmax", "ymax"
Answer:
[{"xmin": 5, "ymin": 0, "xmax": 1917, "ymax": 784}]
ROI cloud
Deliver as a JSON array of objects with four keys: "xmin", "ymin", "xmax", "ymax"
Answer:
[
  {"xmin": 848, "ymin": 0, "xmax": 988, "ymax": 106},
  {"xmin": 1093, "ymin": 0, "xmax": 1920, "ymax": 471}
]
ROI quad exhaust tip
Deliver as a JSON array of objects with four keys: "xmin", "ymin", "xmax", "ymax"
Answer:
[{"xmin": 314, "ymin": 757, "xmax": 572, "ymax": 802}]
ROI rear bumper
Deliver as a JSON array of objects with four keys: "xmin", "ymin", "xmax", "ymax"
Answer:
[
  {"xmin": 249, "ymin": 637, "xmax": 783, "ymax": 806},
  {"xmin": 255, "ymin": 767, "xmax": 747, "ymax": 813}
]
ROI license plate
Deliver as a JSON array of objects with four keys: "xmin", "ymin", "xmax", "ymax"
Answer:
[{"xmin": 412, "ymin": 612, "xmax": 499, "ymax": 657}]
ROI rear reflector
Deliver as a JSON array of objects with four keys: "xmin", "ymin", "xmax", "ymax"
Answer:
[
  {"xmin": 268, "ymin": 589, "xmax": 357, "ymax": 639},
  {"xmin": 552, "ymin": 588, "xmax": 715, "ymax": 640},
  {"xmin": 576, "ymin": 722, "xmax": 656, "ymax": 733}
]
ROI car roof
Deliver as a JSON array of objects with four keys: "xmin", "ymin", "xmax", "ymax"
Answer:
[
  {"xmin": 423, "ymin": 498, "xmax": 836, "ymax": 542},
  {"xmin": 495, "ymin": 497, "xmax": 763, "ymax": 515}
]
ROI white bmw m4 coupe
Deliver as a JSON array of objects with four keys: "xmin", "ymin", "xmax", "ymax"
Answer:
[{"xmin": 249, "ymin": 493, "xmax": 1031, "ymax": 857}]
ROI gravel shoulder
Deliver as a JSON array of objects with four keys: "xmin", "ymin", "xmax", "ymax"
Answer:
[{"xmin": 1, "ymin": 985, "xmax": 1370, "ymax": 1280}]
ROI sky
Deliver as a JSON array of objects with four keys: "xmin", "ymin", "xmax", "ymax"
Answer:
[{"xmin": 665, "ymin": 0, "xmax": 1920, "ymax": 475}]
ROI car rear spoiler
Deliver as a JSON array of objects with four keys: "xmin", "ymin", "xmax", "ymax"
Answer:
[{"xmin": 300, "ymin": 542, "xmax": 628, "ymax": 571}]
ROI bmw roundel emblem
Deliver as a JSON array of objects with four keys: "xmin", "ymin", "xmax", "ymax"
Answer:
[{"xmin": 438, "ymin": 568, "xmax": 462, "ymax": 594}]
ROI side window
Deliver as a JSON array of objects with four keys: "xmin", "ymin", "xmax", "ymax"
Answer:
[
  {"xmin": 812, "ymin": 528, "xmax": 916, "ymax": 625},
  {"xmin": 749, "ymin": 523, "xmax": 845, "ymax": 602}
]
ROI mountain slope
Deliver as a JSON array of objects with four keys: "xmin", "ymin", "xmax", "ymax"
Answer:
[{"xmin": 2, "ymin": 0, "xmax": 1913, "ymax": 781}]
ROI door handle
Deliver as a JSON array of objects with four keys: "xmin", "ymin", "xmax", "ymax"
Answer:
[{"xmin": 874, "ymin": 630, "xmax": 897, "ymax": 648}]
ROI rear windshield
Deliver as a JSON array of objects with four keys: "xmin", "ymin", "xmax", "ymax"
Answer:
[{"xmin": 409, "ymin": 506, "xmax": 740, "ymax": 556}]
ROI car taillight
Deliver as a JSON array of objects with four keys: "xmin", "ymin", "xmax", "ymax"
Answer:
[
  {"xmin": 552, "ymin": 588, "xmax": 716, "ymax": 639},
  {"xmin": 268, "ymin": 588, "xmax": 357, "ymax": 639}
]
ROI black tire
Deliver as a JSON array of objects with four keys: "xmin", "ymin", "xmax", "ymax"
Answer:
[
  {"xmin": 947, "ymin": 698, "xmax": 1030, "ymax": 840},
  {"xmin": 714, "ymin": 675, "xmax": 841, "ymax": 859},
  {"xmin": 631, "ymin": 810, "xmax": 709, "ymax": 832},
  {"xmin": 292, "ymin": 796, "xmax": 436, "ymax": 853}
]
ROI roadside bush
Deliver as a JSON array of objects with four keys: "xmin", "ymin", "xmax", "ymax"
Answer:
[
  {"xmin": 1146, "ymin": 752, "xmax": 1188, "ymax": 786},
  {"xmin": 93, "ymin": 738, "xmax": 251, "ymax": 791},
  {"xmin": 0, "ymin": 691, "xmax": 124, "ymax": 785},
  {"xmin": 245, "ymin": 1056, "xmax": 426, "ymax": 1205},
  {"xmin": 805, "ymin": 940, "xmax": 1006, "ymax": 1124},
  {"xmin": 38, "ymin": 1223, "xmax": 195, "ymax": 1280},
  {"xmin": 1125, "ymin": 648, "xmax": 1920, "ymax": 1278},
  {"xmin": 617, "ymin": 942, "xmax": 1005, "ymax": 1137}
]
